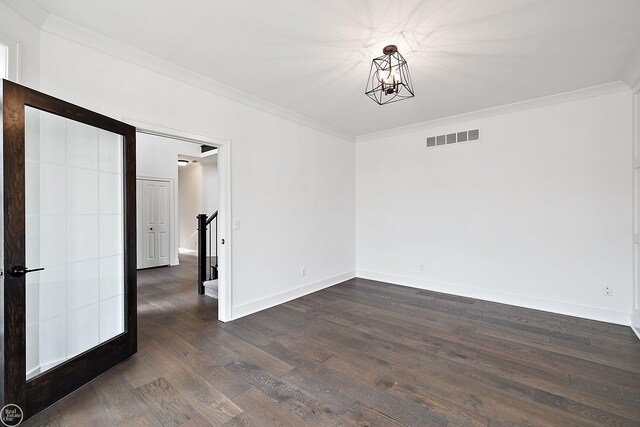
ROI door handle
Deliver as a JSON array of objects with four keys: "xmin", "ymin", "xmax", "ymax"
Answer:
[
  {"xmin": 9, "ymin": 266, "xmax": 45, "ymax": 277},
  {"xmin": 221, "ymin": 239, "xmax": 225, "ymax": 244}
]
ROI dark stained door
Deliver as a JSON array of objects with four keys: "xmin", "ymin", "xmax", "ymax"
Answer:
[{"xmin": 2, "ymin": 79, "xmax": 137, "ymax": 420}]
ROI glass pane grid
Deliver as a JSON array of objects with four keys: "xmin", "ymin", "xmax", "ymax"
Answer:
[{"xmin": 25, "ymin": 107, "xmax": 125, "ymax": 380}]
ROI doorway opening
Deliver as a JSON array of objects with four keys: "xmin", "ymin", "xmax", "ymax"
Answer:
[
  {"xmin": 130, "ymin": 119, "xmax": 232, "ymax": 322},
  {"xmin": 177, "ymin": 150, "xmax": 220, "ymax": 298}
]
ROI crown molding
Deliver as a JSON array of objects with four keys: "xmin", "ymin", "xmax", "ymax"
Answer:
[
  {"xmin": 1, "ymin": 0, "xmax": 49, "ymax": 28},
  {"xmin": 356, "ymin": 81, "xmax": 631, "ymax": 142},
  {"xmin": 18, "ymin": 3, "xmax": 635, "ymax": 144},
  {"xmin": 40, "ymin": 14, "xmax": 355, "ymax": 143}
]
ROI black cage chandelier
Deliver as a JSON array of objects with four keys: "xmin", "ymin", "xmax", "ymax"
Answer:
[{"xmin": 365, "ymin": 45, "xmax": 415, "ymax": 105}]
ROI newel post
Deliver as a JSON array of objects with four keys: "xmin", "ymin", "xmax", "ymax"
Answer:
[{"xmin": 197, "ymin": 214, "xmax": 207, "ymax": 294}]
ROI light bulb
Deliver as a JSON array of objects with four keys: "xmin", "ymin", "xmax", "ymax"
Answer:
[
  {"xmin": 378, "ymin": 69, "xmax": 400, "ymax": 84},
  {"xmin": 386, "ymin": 72, "xmax": 400, "ymax": 84},
  {"xmin": 378, "ymin": 69, "xmax": 401, "ymax": 95}
]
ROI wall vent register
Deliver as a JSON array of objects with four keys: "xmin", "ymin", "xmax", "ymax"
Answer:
[{"xmin": 426, "ymin": 129, "xmax": 479, "ymax": 148}]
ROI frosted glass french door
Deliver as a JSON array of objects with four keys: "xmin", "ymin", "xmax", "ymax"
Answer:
[
  {"xmin": 2, "ymin": 79, "xmax": 137, "ymax": 419},
  {"xmin": 24, "ymin": 107, "xmax": 125, "ymax": 379}
]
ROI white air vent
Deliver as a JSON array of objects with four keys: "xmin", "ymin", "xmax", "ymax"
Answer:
[{"xmin": 426, "ymin": 129, "xmax": 479, "ymax": 148}]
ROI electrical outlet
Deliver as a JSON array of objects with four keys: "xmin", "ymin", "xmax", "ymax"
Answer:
[
  {"xmin": 603, "ymin": 285, "xmax": 612, "ymax": 296},
  {"xmin": 234, "ymin": 220, "xmax": 241, "ymax": 230},
  {"xmin": 419, "ymin": 264, "xmax": 424, "ymax": 272},
  {"xmin": 301, "ymin": 268, "xmax": 306, "ymax": 277}
]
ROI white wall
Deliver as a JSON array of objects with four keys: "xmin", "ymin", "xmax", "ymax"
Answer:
[
  {"xmin": 178, "ymin": 155, "xmax": 219, "ymax": 253},
  {"xmin": 356, "ymin": 90, "xmax": 633, "ymax": 325},
  {"xmin": 0, "ymin": 1, "xmax": 40, "ymax": 87},
  {"xmin": 178, "ymin": 162, "xmax": 203, "ymax": 252},
  {"xmin": 202, "ymin": 155, "xmax": 219, "ymax": 218},
  {"xmin": 10, "ymin": 9, "xmax": 635, "ymax": 329},
  {"xmin": 37, "ymin": 29, "xmax": 355, "ymax": 319}
]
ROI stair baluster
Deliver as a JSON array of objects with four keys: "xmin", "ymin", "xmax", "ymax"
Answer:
[{"xmin": 197, "ymin": 211, "xmax": 218, "ymax": 294}]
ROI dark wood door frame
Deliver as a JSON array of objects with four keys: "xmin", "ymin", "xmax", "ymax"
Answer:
[{"xmin": 2, "ymin": 79, "xmax": 137, "ymax": 419}]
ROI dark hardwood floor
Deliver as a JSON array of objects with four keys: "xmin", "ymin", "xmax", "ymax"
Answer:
[{"xmin": 25, "ymin": 255, "xmax": 640, "ymax": 426}]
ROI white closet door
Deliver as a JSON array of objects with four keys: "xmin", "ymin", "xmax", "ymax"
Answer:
[
  {"xmin": 139, "ymin": 179, "xmax": 171, "ymax": 269},
  {"xmin": 155, "ymin": 181, "xmax": 170, "ymax": 266}
]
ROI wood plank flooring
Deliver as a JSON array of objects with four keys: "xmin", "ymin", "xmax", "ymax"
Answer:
[{"xmin": 25, "ymin": 255, "xmax": 640, "ymax": 426}]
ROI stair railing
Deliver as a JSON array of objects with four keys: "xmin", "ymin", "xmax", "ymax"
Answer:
[{"xmin": 197, "ymin": 211, "xmax": 218, "ymax": 294}]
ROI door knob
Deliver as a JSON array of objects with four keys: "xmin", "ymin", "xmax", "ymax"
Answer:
[{"xmin": 9, "ymin": 266, "xmax": 45, "ymax": 277}]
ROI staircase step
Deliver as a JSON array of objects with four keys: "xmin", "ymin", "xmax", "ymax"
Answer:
[{"xmin": 203, "ymin": 280, "xmax": 218, "ymax": 299}]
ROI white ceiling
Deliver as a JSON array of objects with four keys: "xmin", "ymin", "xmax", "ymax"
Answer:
[{"xmin": 29, "ymin": 0, "xmax": 640, "ymax": 137}]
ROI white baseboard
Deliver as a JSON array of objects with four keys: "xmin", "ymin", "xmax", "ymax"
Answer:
[
  {"xmin": 204, "ymin": 280, "xmax": 218, "ymax": 299},
  {"xmin": 178, "ymin": 248, "xmax": 216, "ymax": 259},
  {"xmin": 178, "ymin": 248, "xmax": 198, "ymax": 256},
  {"xmin": 632, "ymin": 311, "xmax": 640, "ymax": 341},
  {"xmin": 356, "ymin": 270, "xmax": 632, "ymax": 326},
  {"xmin": 231, "ymin": 271, "xmax": 356, "ymax": 320}
]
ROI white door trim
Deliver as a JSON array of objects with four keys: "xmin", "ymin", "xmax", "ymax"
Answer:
[
  {"xmin": 126, "ymin": 118, "xmax": 233, "ymax": 322},
  {"xmin": 136, "ymin": 178, "xmax": 172, "ymax": 269},
  {"xmin": 632, "ymin": 82, "xmax": 640, "ymax": 334},
  {"xmin": 0, "ymin": 33, "xmax": 20, "ymax": 82},
  {"xmin": 125, "ymin": 118, "xmax": 228, "ymax": 145},
  {"xmin": 135, "ymin": 176, "xmax": 176, "ymax": 267}
]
